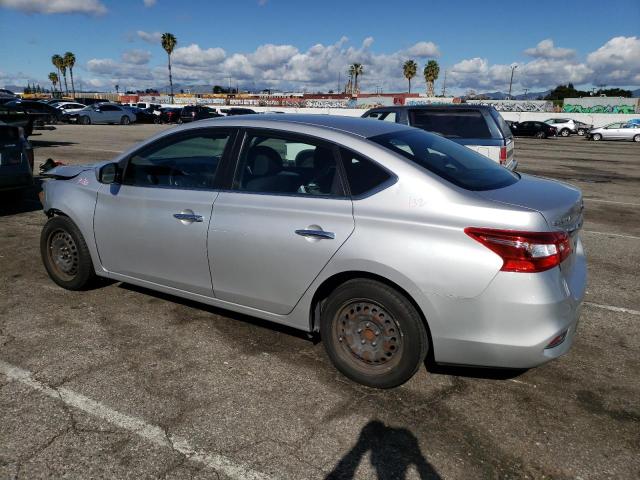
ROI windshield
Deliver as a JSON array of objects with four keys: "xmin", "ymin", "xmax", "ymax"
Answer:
[{"xmin": 369, "ymin": 129, "xmax": 519, "ymax": 191}]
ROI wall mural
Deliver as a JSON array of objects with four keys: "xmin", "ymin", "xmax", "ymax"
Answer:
[
  {"xmin": 563, "ymin": 104, "xmax": 637, "ymax": 114},
  {"xmin": 466, "ymin": 100, "xmax": 554, "ymax": 112}
]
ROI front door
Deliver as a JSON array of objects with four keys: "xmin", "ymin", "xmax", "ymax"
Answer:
[
  {"xmin": 94, "ymin": 128, "xmax": 234, "ymax": 296},
  {"xmin": 208, "ymin": 129, "xmax": 355, "ymax": 314}
]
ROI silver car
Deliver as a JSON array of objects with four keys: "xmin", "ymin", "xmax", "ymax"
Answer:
[
  {"xmin": 39, "ymin": 115, "xmax": 586, "ymax": 388},
  {"xmin": 587, "ymin": 122, "xmax": 640, "ymax": 142},
  {"xmin": 76, "ymin": 103, "xmax": 136, "ymax": 125}
]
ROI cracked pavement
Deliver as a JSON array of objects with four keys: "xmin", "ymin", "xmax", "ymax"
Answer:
[{"xmin": 1, "ymin": 125, "xmax": 639, "ymax": 479}]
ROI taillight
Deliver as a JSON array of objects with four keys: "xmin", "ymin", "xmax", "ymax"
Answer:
[
  {"xmin": 499, "ymin": 146, "xmax": 507, "ymax": 164},
  {"xmin": 464, "ymin": 228, "xmax": 572, "ymax": 273}
]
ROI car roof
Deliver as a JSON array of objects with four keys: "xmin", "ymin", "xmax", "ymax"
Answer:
[
  {"xmin": 187, "ymin": 114, "xmax": 411, "ymax": 138},
  {"xmin": 367, "ymin": 104, "xmax": 495, "ymax": 112}
]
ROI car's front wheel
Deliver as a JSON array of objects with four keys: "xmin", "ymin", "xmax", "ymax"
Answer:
[
  {"xmin": 321, "ymin": 279, "xmax": 429, "ymax": 388},
  {"xmin": 577, "ymin": 128, "xmax": 586, "ymax": 136},
  {"xmin": 121, "ymin": 116, "xmax": 131, "ymax": 125},
  {"xmin": 80, "ymin": 116, "xmax": 91, "ymax": 125},
  {"xmin": 633, "ymin": 134, "xmax": 640, "ymax": 142},
  {"xmin": 41, "ymin": 216, "xmax": 97, "ymax": 290},
  {"xmin": 560, "ymin": 128, "xmax": 570, "ymax": 137},
  {"xmin": 592, "ymin": 133, "xmax": 602, "ymax": 141},
  {"xmin": 535, "ymin": 131, "xmax": 547, "ymax": 139}
]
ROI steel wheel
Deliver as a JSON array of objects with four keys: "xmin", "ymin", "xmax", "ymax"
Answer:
[
  {"xmin": 46, "ymin": 229, "xmax": 79, "ymax": 281},
  {"xmin": 333, "ymin": 299, "xmax": 404, "ymax": 373}
]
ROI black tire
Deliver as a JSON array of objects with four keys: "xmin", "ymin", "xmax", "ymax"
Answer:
[
  {"xmin": 120, "ymin": 116, "xmax": 130, "ymax": 125},
  {"xmin": 535, "ymin": 131, "xmax": 546, "ymax": 139},
  {"xmin": 40, "ymin": 216, "xmax": 97, "ymax": 290},
  {"xmin": 633, "ymin": 134, "xmax": 640, "ymax": 143},
  {"xmin": 81, "ymin": 116, "xmax": 91, "ymax": 125},
  {"xmin": 577, "ymin": 128, "xmax": 586, "ymax": 136},
  {"xmin": 320, "ymin": 279, "xmax": 429, "ymax": 388},
  {"xmin": 560, "ymin": 128, "xmax": 570, "ymax": 137},
  {"xmin": 592, "ymin": 133, "xmax": 602, "ymax": 141}
]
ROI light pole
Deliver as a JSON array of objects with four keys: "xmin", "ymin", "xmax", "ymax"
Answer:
[{"xmin": 508, "ymin": 65, "xmax": 518, "ymax": 99}]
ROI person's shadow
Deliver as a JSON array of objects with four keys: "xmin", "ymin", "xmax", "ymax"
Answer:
[{"xmin": 325, "ymin": 420, "xmax": 441, "ymax": 479}]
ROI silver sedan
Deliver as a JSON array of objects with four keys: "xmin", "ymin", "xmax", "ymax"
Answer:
[
  {"xmin": 75, "ymin": 103, "xmax": 136, "ymax": 125},
  {"xmin": 587, "ymin": 122, "xmax": 640, "ymax": 141},
  {"xmin": 39, "ymin": 115, "xmax": 586, "ymax": 388}
]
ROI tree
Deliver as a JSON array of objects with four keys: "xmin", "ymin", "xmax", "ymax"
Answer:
[
  {"xmin": 48, "ymin": 72, "xmax": 59, "ymax": 96},
  {"xmin": 115, "ymin": 84, "xmax": 119, "ymax": 94},
  {"xmin": 63, "ymin": 52, "xmax": 76, "ymax": 98},
  {"xmin": 544, "ymin": 84, "xmax": 590, "ymax": 100},
  {"xmin": 349, "ymin": 63, "xmax": 364, "ymax": 95},
  {"xmin": 423, "ymin": 60, "xmax": 440, "ymax": 97},
  {"xmin": 403, "ymin": 60, "xmax": 418, "ymax": 94},
  {"xmin": 161, "ymin": 33, "xmax": 177, "ymax": 103},
  {"xmin": 51, "ymin": 54, "xmax": 64, "ymax": 94}
]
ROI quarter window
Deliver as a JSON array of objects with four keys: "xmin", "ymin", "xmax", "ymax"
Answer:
[
  {"xmin": 340, "ymin": 149, "xmax": 391, "ymax": 196},
  {"xmin": 124, "ymin": 132, "xmax": 230, "ymax": 189},
  {"xmin": 233, "ymin": 133, "xmax": 344, "ymax": 196}
]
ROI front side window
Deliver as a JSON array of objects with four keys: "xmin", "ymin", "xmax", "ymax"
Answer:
[
  {"xmin": 369, "ymin": 129, "xmax": 518, "ymax": 191},
  {"xmin": 233, "ymin": 133, "xmax": 344, "ymax": 196},
  {"xmin": 124, "ymin": 131, "xmax": 230, "ymax": 189},
  {"xmin": 410, "ymin": 109, "xmax": 491, "ymax": 139}
]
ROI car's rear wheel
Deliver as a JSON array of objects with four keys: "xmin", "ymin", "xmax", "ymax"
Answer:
[
  {"xmin": 592, "ymin": 133, "xmax": 602, "ymax": 141},
  {"xmin": 320, "ymin": 279, "xmax": 429, "ymax": 388},
  {"xmin": 560, "ymin": 128, "xmax": 570, "ymax": 137},
  {"xmin": 577, "ymin": 128, "xmax": 586, "ymax": 136},
  {"xmin": 81, "ymin": 116, "xmax": 91, "ymax": 125},
  {"xmin": 41, "ymin": 216, "xmax": 97, "ymax": 290},
  {"xmin": 633, "ymin": 134, "xmax": 640, "ymax": 142},
  {"xmin": 535, "ymin": 131, "xmax": 546, "ymax": 139},
  {"xmin": 120, "ymin": 116, "xmax": 130, "ymax": 125}
]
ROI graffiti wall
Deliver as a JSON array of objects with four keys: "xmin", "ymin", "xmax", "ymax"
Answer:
[
  {"xmin": 466, "ymin": 100, "xmax": 553, "ymax": 112},
  {"xmin": 562, "ymin": 97, "xmax": 639, "ymax": 114}
]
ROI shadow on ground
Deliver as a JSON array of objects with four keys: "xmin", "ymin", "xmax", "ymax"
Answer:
[
  {"xmin": 0, "ymin": 180, "xmax": 43, "ymax": 217},
  {"xmin": 325, "ymin": 420, "xmax": 441, "ymax": 479}
]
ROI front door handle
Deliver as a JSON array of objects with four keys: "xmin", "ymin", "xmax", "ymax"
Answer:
[
  {"xmin": 174, "ymin": 211, "xmax": 203, "ymax": 223},
  {"xmin": 295, "ymin": 229, "xmax": 335, "ymax": 240}
]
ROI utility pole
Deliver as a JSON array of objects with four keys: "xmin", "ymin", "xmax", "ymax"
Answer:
[
  {"xmin": 508, "ymin": 65, "xmax": 518, "ymax": 99},
  {"xmin": 441, "ymin": 70, "xmax": 447, "ymax": 97}
]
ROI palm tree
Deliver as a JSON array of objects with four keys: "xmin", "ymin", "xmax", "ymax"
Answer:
[
  {"xmin": 51, "ymin": 54, "xmax": 64, "ymax": 94},
  {"xmin": 403, "ymin": 60, "xmax": 418, "ymax": 94},
  {"xmin": 349, "ymin": 63, "xmax": 364, "ymax": 95},
  {"xmin": 48, "ymin": 72, "xmax": 59, "ymax": 96},
  {"xmin": 161, "ymin": 33, "xmax": 177, "ymax": 103},
  {"xmin": 346, "ymin": 66, "xmax": 354, "ymax": 94},
  {"xmin": 63, "ymin": 52, "xmax": 76, "ymax": 98},
  {"xmin": 423, "ymin": 60, "xmax": 440, "ymax": 97}
]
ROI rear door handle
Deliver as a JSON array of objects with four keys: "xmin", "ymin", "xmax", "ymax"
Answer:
[
  {"xmin": 174, "ymin": 212, "xmax": 203, "ymax": 223},
  {"xmin": 295, "ymin": 229, "xmax": 335, "ymax": 240}
]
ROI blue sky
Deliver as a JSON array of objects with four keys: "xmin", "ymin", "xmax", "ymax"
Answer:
[{"xmin": 1, "ymin": 0, "xmax": 639, "ymax": 94}]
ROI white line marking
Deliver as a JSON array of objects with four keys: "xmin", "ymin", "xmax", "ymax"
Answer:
[
  {"xmin": 583, "ymin": 230, "xmax": 640, "ymax": 240},
  {"xmin": 583, "ymin": 198, "xmax": 640, "ymax": 207},
  {"xmin": 584, "ymin": 302, "xmax": 640, "ymax": 316},
  {"xmin": 0, "ymin": 360, "xmax": 273, "ymax": 480}
]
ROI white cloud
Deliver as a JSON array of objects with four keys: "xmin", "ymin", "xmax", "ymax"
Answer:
[
  {"xmin": 405, "ymin": 41, "xmax": 440, "ymax": 58},
  {"xmin": 0, "ymin": 0, "xmax": 107, "ymax": 15},
  {"xmin": 587, "ymin": 36, "xmax": 640, "ymax": 85},
  {"xmin": 251, "ymin": 44, "xmax": 299, "ymax": 68},
  {"xmin": 143, "ymin": 0, "xmax": 156, "ymax": 6},
  {"xmin": 524, "ymin": 39, "xmax": 575, "ymax": 59},
  {"xmin": 121, "ymin": 49, "xmax": 151, "ymax": 65},
  {"xmin": 172, "ymin": 44, "xmax": 226, "ymax": 67},
  {"xmin": 136, "ymin": 30, "xmax": 162, "ymax": 44}
]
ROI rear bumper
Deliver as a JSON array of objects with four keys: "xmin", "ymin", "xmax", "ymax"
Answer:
[
  {"xmin": 429, "ymin": 237, "xmax": 587, "ymax": 369},
  {"xmin": 505, "ymin": 158, "xmax": 518, "ymax": 171}
]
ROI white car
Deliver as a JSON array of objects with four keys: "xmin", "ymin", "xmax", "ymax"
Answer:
[
  {"xmin": 544, "ymin": 118, "xmax": 592, "ymax": 137},
  {"xmin": 56, "ymin": 102, "xmax": 87, "ymax": 115},
  {"xmin": 587, "ymin": 122, "xmax": 640, "ymax": 142}
]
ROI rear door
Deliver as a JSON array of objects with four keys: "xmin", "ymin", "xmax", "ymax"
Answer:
[
  {"xmin": 94, "ymin": 128, "xmax": 235, "ymax": 296},
  {"xmin": 208, "ymin": 129, "xmax": 354, "ymax": 314}
]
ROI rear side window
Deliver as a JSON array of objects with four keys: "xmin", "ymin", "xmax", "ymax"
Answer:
[
  {"xmin": 340, "ymin": 149, "xmax": 391, "ymax": 196},
  {"xmin": 489, "ymin": 109, "xmax": 512, "ymax": 139},
  {"xmin": 409, "ymin": 109, "xmax": 491, "ymax": 139},
  {"xmin": 369, "ymin": 129, "xmax": 518, "ymax": 191}
]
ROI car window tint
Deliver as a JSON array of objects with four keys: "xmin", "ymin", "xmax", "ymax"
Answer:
[
  {"xmin": 124, "ymin": 132, "xmax": 230, "ymax": 189},
  {"xmin": 340, "ymin": 149, "xmax": 391, "ymax": 196},
  {"xmin": 370, "ymin": 129, "xmax": 518, "ymax": 191},
  {"xmin": 410, "ymin": 110, "xmax": 491, "ymax": 138},
  {"xmin": 233, "ymin": 134, "xmax": 344, "ymax": 196}
]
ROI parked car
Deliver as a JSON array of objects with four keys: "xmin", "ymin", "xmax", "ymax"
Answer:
[
  {"xmin": 362, "ymin": 105, "xmax": 516, "ymax": 170},
  {"xmin": 75, "ymin": 103, "xmax": 136, "ymax": 125},
  {"xmin": 122, "ymin": 106, "xmax": 157, "ymax": 124},
  {"xmin": 39, "ymin": 114, "xmax": 585, "ymax": 388},
  {"xmin": 0, "ymin": 123, "xmax": 34, "ymax": 194},
  {"xmin": 135, "ymin": 102, "xmax": 162, "ymax": 111},
  {"xmin": 509, "ymin": 121, "xmax": 558, "ymax": 139},
  {"xmin": 158, "ymin": 107, "xmax": 182, "ymax": 124},
  {"xmin": 74, "ymin": 97, "xmax": 111, "ymax": 106},
  {"xmin": 220, "ymin": 107, "xmax": 257, "ymax": 116},
  {"xmin": 544, "ymin": 118, "xmax": 592, "ymax": 137},
  {"xmin": 55, "ymin": 102, "xmax": 87, "ymax": 122},
  {"xmin": 0, "ymin": 104, "xmax": 38, "ymax": 136},
  {"xmin": 179, "ymin": 105, "xmax": 222, "ymax": 123},
  {"xmin": 4, "ymin": 100, "xmax": 62, "ymax": 125},
  {"xmin": 586, "ymin": 122, "xmax": 640, "ymax": 142},
  {"xmin": 627, "ymin": 118, "xmax": 640, "ymax": 126}
]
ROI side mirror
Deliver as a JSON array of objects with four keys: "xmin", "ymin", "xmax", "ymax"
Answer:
[{"xmin": 98, "ymin": 163, "xmax": 119, "ymax": 184}]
